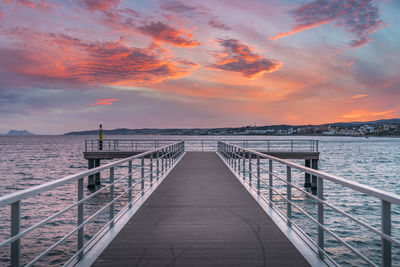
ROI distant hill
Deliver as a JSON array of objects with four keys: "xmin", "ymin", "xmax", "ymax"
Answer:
[
  {"xmin": 64, "ymin": 118, "xmax": 400, "ymax": 136},
  {"xmin": 7, "ymin": 130, "xmax": 35, "ymax": 136}
]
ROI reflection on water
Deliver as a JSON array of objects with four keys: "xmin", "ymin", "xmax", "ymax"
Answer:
[{"xmin": 0, "ymin": 135, "xmax": 399, "ymax": 266}]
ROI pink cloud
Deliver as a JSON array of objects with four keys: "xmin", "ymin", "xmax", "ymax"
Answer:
[
  {"xmin": 89, "ymin": 98, "xmax": 120, "ymax": 105},
  {"xmin": 271, "ymin": 0, "xmax": 384, "ymax": 48},
  {"xmin": 210, "ymin": 38, "xmax": 282, "ymax": 79},
  {"xmin": 3, "ymin": 0, "xmax": 53, "ymax": 11},
  {"xmin": 0, "ymin": 28, "xmax": 199, "ymax": 88},
  {"xmin": 138, "ymin": 21, "xmax": 201, "ymax": 48},
  {"xmin": 77, "ymin": 0, "xmax": 120, "ymax": 11}
]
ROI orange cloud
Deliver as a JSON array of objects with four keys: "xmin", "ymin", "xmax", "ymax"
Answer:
[
  {"xmin": 270, "ymin": 20, "xmax": 330, "ymax": 40},
  {"xmin": 0, "ymin": 29, "xmax": 198, "ymax": 86},
  {"xmin": 349, "ymin": 94, "xmax": 368, "ymax": 100},
  {"xmin": 3, "ymin": 0, "xmax": 53, "ymax": 11},
  {"xmin": 138, "ymin": 21, "xmax": 200, "ymax": 48},
  {"xmin": 210, "ymin": 38, "xmax": 282, "ymax": 79},
  {"xmin": 341, "ymin": 110, "xmax": 395, "ymax": 121},
  {"xmin": 89, "ymin": 98, "xmax": 120, "ymax": 105}
]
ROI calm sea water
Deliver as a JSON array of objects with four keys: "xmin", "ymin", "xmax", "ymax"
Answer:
[{"xmin": 0, "ymin": 135, "xmax": 399, "ymax": 266}]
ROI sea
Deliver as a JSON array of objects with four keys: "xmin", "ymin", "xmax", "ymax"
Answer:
[{"xmin": 0, "ymin": 135, "xmax": 399, "ymax": 266}]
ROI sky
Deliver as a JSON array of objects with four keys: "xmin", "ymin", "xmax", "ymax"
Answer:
[{"xmin": 0, "ymin": 0, "xmax": 399, "ymax": 134}]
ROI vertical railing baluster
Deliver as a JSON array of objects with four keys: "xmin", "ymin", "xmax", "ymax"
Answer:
[
  {"xmin": 242, "ymin": 150, "xmax": 246, "ymax": 182},
  {"xmin": 128, "ymin": 160, "xmax": 132, "ymax": 208},
  {"xmin": 287, "ymin": 166, "xmax": 292, "ymax": 226},
  {"xmin": 77, "ymin": 177, "xmax": 84, "ymax": 259},
  {"xmin": 234, "ymin": 147, "xmax": 237, "ymax": 171},
  {"xmin": 317, "ymin": 176, "xmax": 324, "ymax": 258},
  {"xmin": 249, "ymin": 154, "xmax": 252, "ymax": 186},
  {"xmin": 156, "ymin": 151, "xmax": 160, "ymax": 181},
  {"xmin": 381, "ymin": 200, "xmax": 392, "ymax": 267},
  {"xmin": 257, "ymin": 155, "xmax": 260, "ymax": 195},
  {"xmin": 11, "ymin": 201, "xmax": 20, "ymax": 267},
  {"xmin": 238, "ymin": 148, "xmax": 241, "ymax": 175},
  {"xmin": 162, "ymin": 149, "xmax": 165, "ymax": 175},
  {"xmin": 150, "ymin": 152, "xmax": 153, "ymax": 187},
  {"xmin": 291, "ymin": 140, "xmax": 294, "ymax": 152},
  {"xmin": 141, "ymin": 157, "xmax": 145, "ymax": 196},
  {"xmin": 109, "ymin": 167, "xmax": 115, "ymax": 228},
  {"xmin": 269, "ymin": 159, "xmax": 273, "ymax": 204}
]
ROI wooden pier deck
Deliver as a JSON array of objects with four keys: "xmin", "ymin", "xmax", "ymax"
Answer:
[{"xmin": 93, "ymin": 152, "xmax": 310, "ymax": 266}]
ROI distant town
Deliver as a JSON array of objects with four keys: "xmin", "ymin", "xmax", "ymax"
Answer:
[{"xmin": 64, "ymin": 118, "xmax": 400, "ymax": 137}]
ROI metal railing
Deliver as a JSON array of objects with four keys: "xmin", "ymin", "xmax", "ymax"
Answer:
[
  {"xmin": 0, "ymin": 141, "xmax": 185, "ymax": 267},
  {"xmin": 218, "ymin": 141, "xmax": 399, "ymax": 267},
  {"xmin": 85, "ymin": 139, "xmax": 318, "ymax": 153}
]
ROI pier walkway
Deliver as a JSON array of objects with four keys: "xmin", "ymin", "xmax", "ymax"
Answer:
[
  {"xmin": 1, "ymin": 140, "xmax": 398, "ymax": 266},
  {"xmin": 93, "ymin": 152, "xmax": 310, "ymax": 266}
]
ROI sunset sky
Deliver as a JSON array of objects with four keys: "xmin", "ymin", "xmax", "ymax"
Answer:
[{"xmin": 0, "ymin": 0, "xmax": 399, "ymax": 134}]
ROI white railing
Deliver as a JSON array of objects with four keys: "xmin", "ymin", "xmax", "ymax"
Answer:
[
  {"xmin": 218, "ymin": 141, "xmax": 399, "ymax": 267},
  {"xmin": 85, "ymin": 139, "xmax": 319, "ymax": 153},
  {"xmin": 0, "ymin": 141, "xmax": 185, "ymax": 267}
]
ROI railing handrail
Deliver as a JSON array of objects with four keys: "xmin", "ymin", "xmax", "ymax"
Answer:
[
  {"xmin": 84, "ymin": 138, "xmax": 318, "ymax": 142},
  {"xmin": 218, "ymin": 141, "xmax": 397, "ymax": 266},
  {"xmin": 0, "ymin": 141, "xmax": 184, "ymax": 207},
  {"xmin": 219, "ymin": 141, "xmax": 400, "ymax": 205}
]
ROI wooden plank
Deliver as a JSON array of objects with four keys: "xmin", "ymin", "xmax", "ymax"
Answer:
[{"xmin": 93, "ymin": 152, "xmax": 310, "ymax": 266}]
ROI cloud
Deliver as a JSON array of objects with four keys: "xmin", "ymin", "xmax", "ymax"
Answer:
[
  {"xmin": 210, "ymin": 38, "xmax": 282, "ymax": 79},
  {"xmin": 158, "ymin": 0, "xmax": 197, "ymax": 13},
  {"xmin": 0, "ymin": 29, "xmax": 198, "ymax": 87},
  {"xmin": 159, "ymin": 0, "xmax": 230, "ymax": 30},
  {"xmin": 271, "ymin": 0, "xmax": 384, "ymax": 48},
  {"xmin": 350, "ymin": 94, "xmax": 368, "ymax": 100},
  {"xmin": 77, "ymin": 0, "xmax": 120, "ymax": 11},
  {"xmin": 3, "ymin": 0, "xmax": 53, "ymax": 10},
  {"xmin": 89, "ymin": 98, "xmax": 120, "ymax": 105},
  {"xmin": 208, "ymin": 20, "xmax": 230, "ymax": 31},
  {"xmin": 138, "ymin": 21, "xmax": 200, "ymax": 47},
  {"xmin": 341, "ymin": 109, "xmax": 394, "ymax": 121}
]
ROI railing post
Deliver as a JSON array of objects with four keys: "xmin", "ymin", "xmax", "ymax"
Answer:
[
  {"xmin": 234, "ymin": 147, "xmax": 237, "ymax": 171},
  {"xmin": 162, "ymin": 149, "xmax": 165, "ymax": 175},
  {"xmin": 109, "ymin": 167, "xmax": 115, "ymax": 228},
  {"xmin": 141, "ymin": 157, "xmax": 145, "ymax": 196},
  {"xmin": 150, "ymin": 152, "xmax": 153, "ymax": 186},
  {"xmin": 238, "ymin": 148, "xmax": 241, "ymax": 175},
  {"xmin": 168, "ymin": 146, "xmax": 171, "ymax": 168},
  {"xmin": 249, "ymin": 154, "xmax": 252, "ymax": 186},
  {"xmin": 128, "ymin": 160, "xmax": 132, "ymax": 207},
  {"xmin": 317, "ymin": 176, "xmax": 324, "ymax": 258},
  {"xmin": 242, "ymin": 150, "xmax": 246, "ymax": 182},
  {"xmin": 77, "ymin": 177, "xmax": 84, "ymax": 259},
  {"xmin": 156, "ymin": 151, "xmax": 160, "ymax": 181},
  {"xmin": 10, "ymin": 201, "xmax": 20, "ymax": 267},
  {"xmin": 287, "ymin": 166, "xmax": 292, "ymax": 226},
  {"xmin": 257, "ymin": 155, "xmax": 260, "ymax": 195},
  {"xmin": 268, "ymin": 140, "xmax": 270, "ymax": 152},
  {"xmin": 269, "ymin": 159, "xmax": 273, "ymax": 204},
  {"xmin": 291, "ymin": 140, "xmax": 294, "ymax": 152},
  {"xmin": 381, "ymin": 200, "xmax": 392, "ymax": 267}
]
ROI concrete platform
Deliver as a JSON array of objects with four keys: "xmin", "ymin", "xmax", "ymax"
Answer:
[{"xmin": 93, "ymin": 152, "xmax": 310, "ymax": 267}]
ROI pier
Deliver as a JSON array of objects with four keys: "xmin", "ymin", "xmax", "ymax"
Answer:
[{"xmin": 0, "ymin": 139, "xmax": 399, "ymax": 266}]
